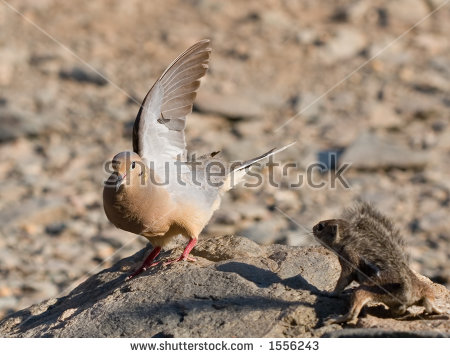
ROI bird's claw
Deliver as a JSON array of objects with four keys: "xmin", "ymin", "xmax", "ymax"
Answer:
[
  {"xmin": 163, "ymin": 255, "xmax": 197, "ymax": 266},
  {"xmin": 127, "ymin": 261, "xmax": 161, "ymax": 280}
]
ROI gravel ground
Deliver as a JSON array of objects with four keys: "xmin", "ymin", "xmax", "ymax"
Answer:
[{"xmin": 0, "ymin": 0, "xmax": 449, "ymax": 319}]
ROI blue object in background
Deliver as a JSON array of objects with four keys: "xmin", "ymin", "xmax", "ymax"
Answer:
[{"xmin": 317, "ymin": 149, "xmax": 345, "ymax": 171}]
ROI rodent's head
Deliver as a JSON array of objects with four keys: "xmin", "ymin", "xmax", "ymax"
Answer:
[{"xmin": 312, "ymin": 219, "xmax": 349, "ymax": 248}]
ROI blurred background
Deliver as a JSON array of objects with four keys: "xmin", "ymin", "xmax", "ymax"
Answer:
[{"xmin": 0, "ymin": 0, "xmax": 449, "ymax": 319}]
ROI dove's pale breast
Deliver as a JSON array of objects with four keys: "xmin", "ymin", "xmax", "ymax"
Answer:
[
  {"xmin": 103, "ymin": 178, "xmax": 173, "ymax": 237},
  {"xmin": 103, "ymin": 173, "xmax": 216, "ymax": 242}
]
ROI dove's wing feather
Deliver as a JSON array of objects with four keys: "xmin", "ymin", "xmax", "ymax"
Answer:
[{"xmin": 132, "ymin": 40, "xmax": 211, "ymax": 168}]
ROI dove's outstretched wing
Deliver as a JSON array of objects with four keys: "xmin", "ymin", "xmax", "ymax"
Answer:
[{"xmin": 132, "ymin": 40, "xmax": 211, "ymax": 168}]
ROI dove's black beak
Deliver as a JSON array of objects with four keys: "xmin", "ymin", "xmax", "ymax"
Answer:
[{"xmin": 115, "ymin": 173, "xmax": 127, "ymax": 192}]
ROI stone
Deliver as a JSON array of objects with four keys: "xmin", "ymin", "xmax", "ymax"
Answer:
[
  {"xmin": 0, "ymin": 108, "xmax": 45, "ymax": 143},
  {"xmin": 237, "ymin": 219, "xmax": 286, "ymax": 245},
  {"xmin": 274, "ymin": 190, "xmax": 301, "ymax": 211},
  {"xmin": 59, "ymin": 66, "xmax": 108, "ymax": 86},
  {"xmin": 412, "ymin": 71, "xmax": 450, "ymax": 94},
  {"xmin": 340, "ymin": 131, "xmax": 428, "ymax": 170},
  {"xmin": 285, "ymin": 231, "xmax": 315, "ymax": 247},
  {"xmin": 319, "ymin": 27, "xmax": 367, "ymax": 65},
  {"xmin": 192, "ymin": 235, "xmax": 263, "ymax": 262},
  {"xmin": 294, "ymin": 93, "xmax": 324, "ymax": 122},
  {"xmin": 0, "ymin": 197, "xmax": 70, "ymax": 236},
  {"xmin": 30, "ymin": 53, "xmax": 62, "ymax": 76},
  {"xmin": 195, "ymin": 91, "xmax": 264, "ymax": 120},
  {"xmin": 330, "ymin": 1, "xmax": 372, "ymax": 23},
  {"xmin": 0, "ymin": 236, "xmax": 448, "ymax": 338},
  {"xmin": 0, "ymin": 183, "xmax": 28, "ymax": 211},
  {"xmin": 415, "ymin": 34, "xmax": 448, "ymax": 56},
  {"xmin": 296, "ymin": 28, "xmax": 318, "ymax": 45},
  {"xmin": 418, "ymin": 209, "xmax": 450, "ymax": 233},
  {"xmin": 0, "ymin": 297, "xmax": 17, "ymax": 316},
  {"xmin": 0, "ymin": 249, "xmax": 21, "ymax": 269},
  {"xmin": 45, "ymin": 142, "xmax": 72, "ymax": 170},
  {"xmin": 324, "ymin": 328, "xmax": 449, "ymax": 338},
  {"xmin": 203, "ymin": 223, "xmax": 237, "ymax": 236},
  {"xmin": 431, "ymin": 56, "xmax": 450, "ymax": 76},
  {"xmin": 21, "ymin": 281, "xmax": 59, "ymax": 301},
  {"xmin": 369, "ymin": 103, "xmax": 403, "ymax": 129},
  {"xmin": 45, "ymin": 222, "xmax": 67, "ymax": 236},
  {"xmin": 0, "ymin": 50, "xmax": 14, "ymax": 86},
  {"xmin": 387, "ymin": 0, "xmax": 429, "ymax": 24}
]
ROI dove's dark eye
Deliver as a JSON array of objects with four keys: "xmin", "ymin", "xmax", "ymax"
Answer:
[{"xmin": 131, "ymin": 161, "xmax": 136, "ymax": 169}]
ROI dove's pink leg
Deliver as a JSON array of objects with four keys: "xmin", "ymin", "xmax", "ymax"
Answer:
[
  {"xmin": 164, "ymin": 238, "xmax": 198, "ymax": 265},
  {"xmin": 127, "ymin": 246, "xmax": 161, "ymax": 279}
]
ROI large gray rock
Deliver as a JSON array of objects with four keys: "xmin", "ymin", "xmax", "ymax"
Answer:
[
  {"xmin": 340, "ymin": 131, "xmax": 429, "ymax": 170},
  {"xmin": 0, "ymin": 236, "xmax": 448, "ymax": 338}
]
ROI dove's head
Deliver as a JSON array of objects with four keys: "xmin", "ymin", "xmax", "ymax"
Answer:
[
  {"xmin": 312, "ymin": 219, "xmax": 349, "ymax": 248},
  {"xmin": 108, "ymin": 151, "xmax": 147, "ymax": 192}
]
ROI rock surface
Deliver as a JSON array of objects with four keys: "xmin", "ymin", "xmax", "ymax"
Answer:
[{"xmin": 0, "ymin": 236, "xmax": 448, "ymax": 338}]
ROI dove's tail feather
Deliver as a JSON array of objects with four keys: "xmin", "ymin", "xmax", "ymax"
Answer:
[
  {"xmin": 234, "ymin": 142, "xmax": 296, "ymax": 171},
  {"xmin": 220, "ymin": 142, "xmax": 296, "ymax": 192}
]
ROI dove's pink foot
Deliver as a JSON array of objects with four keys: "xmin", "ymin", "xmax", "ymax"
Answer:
[
  {"xmin": 127, "ymin": 246, "xmax": 161, "ymax": 279},
  {"xmin": 164, "ymin": 238, "xmax": 197, "ymax": 266}
]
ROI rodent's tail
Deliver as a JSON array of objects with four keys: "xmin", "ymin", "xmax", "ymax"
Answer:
[{"xmin": 344, "ymin": 201, "xmax": 409, "ymax": 261}]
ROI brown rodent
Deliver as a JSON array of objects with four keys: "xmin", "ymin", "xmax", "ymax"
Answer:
[{"xmin": 313, "ymin": 202, "xmax": 442, "ymax": 324}]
